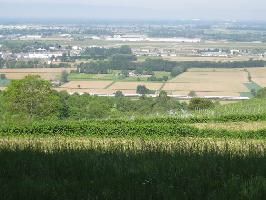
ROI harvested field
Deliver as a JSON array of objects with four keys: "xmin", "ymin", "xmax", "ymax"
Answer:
[
  {"xmin": 60, "ymin": 81, "xmax": 113, "ymax": 89},
  {"xmin": 55, "ymin": 88, "xmax": 115, "ymax": 95},
  {"xmin": 163, "ymin": 82, "xmax": 248, "ymax": 93},
  {"xmin": 0, "ymin": 68, "xmax": 72, "ymax": 80},
  {"xmin": 247, "ymin": 67, "xmax": 266, "ymax": 87},
  {"xmin": 109, "ymin": 82, "xmax": 163, "ymax": 90},
  {"xmin": 56, "ymin": 88, "xmax": 138, "ymax": 95},
  {"xmin": 167, "ymin": 91, "xmax": 241, "ymax": 97},
  {"xmin": 169, "ymin": 71, "xmax": 247, "ymax": 83},
  {"xmin": 163, "ymin": 68, "xmax": 249, "ymax": 96},
  {"xmin": 195, "ymin": 91, "xmax": 241, "ymax": 97}
]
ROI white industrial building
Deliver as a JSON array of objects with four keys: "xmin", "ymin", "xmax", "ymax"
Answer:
[{"xmin": 25, "ymin": 52, "xmax": 63, "ymax": 59}]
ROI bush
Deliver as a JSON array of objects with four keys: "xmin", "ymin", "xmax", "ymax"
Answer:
[
  {"xmin": 136, "ymin": 85, "xmax": 155, "ymax": 95},
  {"xmin": 188, "ymin": 98, "xmax": 215, "ymax": 110},
  {"xmin": 0, "ymin": 74, "xmax": 6, "ymax": 80},
  {"xmin": 188, "ymin": 91, "xmax": 197, "ymax": 97},
  {"xmin": 256, "ymin": 88, "xmax": 266, "ymax": 98}
]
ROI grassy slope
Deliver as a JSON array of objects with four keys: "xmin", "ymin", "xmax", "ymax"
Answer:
[{"xmin": 1, "ymin": 98, "xmax": 266, "ymax": 199}]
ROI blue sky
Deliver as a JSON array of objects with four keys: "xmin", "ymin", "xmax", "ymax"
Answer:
[{"xmin": 0, "ymin": 0, "xmax": 265, "ymax": 21}]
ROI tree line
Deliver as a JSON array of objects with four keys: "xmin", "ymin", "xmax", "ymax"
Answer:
[
  {"xmin": 77, "ymin": 57, "xmax": 266, "ymax": 77},
  {"xmin": 81, "ymin": 45, "xmax": 133, "ymax": 59},
  {"xmin": 0, "ymin": 59, "xmax": 71, "ymax": 69}
]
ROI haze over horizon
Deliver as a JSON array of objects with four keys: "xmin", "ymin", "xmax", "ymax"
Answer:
[{"xmin": 0, "ymin": 0, "xmax": 265, "ymax": 21}]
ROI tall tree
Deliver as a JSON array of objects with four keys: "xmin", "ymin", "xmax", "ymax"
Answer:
[
  {"xmin": 3, "ymin": 75, "xmax": 61, "ymax": 119},
  {"xmin": 61, "ymin": 70, "xmax": 69, "ymax": 83}
]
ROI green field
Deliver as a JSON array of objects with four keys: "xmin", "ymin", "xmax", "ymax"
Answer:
[{"xmin": 68, "ymin": 72, "xmax": 121, "ymax": 81}]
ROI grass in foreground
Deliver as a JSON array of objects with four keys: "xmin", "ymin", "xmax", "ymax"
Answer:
[{"xmin": 0, "ymin": 136, "xmax": 266, "ymax": 200}]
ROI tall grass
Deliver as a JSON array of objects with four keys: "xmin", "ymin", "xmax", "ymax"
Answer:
[{"xmin": 0, "ymin": 137, "xmax": 266, "ymax": 200}]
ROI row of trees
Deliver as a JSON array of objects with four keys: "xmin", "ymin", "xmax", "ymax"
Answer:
[
  {"xmin": 81, "ymin": 45, "xmax": 133, "ymax": 59},
  {"xmin": 76, "ymin": 57, "xmax": 265, "ymax": 77},
  {"xmin": 0, "ymin": 41, "xmax": 62, "ymax": 53},
  {"xmin": 0, "ymin": 59, "xmax": 71, "ymax": 69}
]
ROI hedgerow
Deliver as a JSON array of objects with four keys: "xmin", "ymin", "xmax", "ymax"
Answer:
[{"xmin": 1, "ymin": 120, "xmax": 266, "ymax": 139}]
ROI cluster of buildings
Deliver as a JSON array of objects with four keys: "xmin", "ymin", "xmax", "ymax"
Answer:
[
  {"xmin": 0, "ymin": 45, "xmax": 83, "ymax": 62},
  {"xmin": 132, "ymin": 48, "xmax": 265, "ymax": 58}
]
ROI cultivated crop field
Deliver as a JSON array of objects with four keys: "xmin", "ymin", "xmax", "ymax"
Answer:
[
  {"xmin": 1, "ymin": 98, "xmax": 266, "ymax": 199},
  {"xmin": 164, "ymin": 68, "xmax": 250, "ymax": 96},
  {"xmin": 59, "ymin": 68, "xmax": 255, "ymax": 97},
  {"xmin": 59, "ymin": 81, "xmax": 164, "ymax": 95},
  {"xmin": 0, "ymin": 68, "xmax": 72, "ymax": 80}
]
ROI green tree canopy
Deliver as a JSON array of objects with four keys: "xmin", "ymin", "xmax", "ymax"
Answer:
[
  {"xmin": 3, "ymin": 75, "xmax": 61, "ymax": 119},
  {"xmin": 137, "ymin": 85, "xmax": 153, "ymax": 95},
  {"xmin": 188, "ymin": 98, "xmax": 215, "ymax": 110},
  {"xmin": 60, "ymin": 70, "xmax": 69, "ymax": 83},
  {"xmin": 115, "ymin": 91, "xmax": 124, "ymax": 98}
]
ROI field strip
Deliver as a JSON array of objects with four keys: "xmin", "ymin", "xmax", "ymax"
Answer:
[
  {"xmin": 159, "ymin": 82, "xmax": 166, "ymax": 91},
  {"xmin": 193, "ymin": 121, "xmax": 266, "ymax": 131},
  {"xmin": 104, "ymin": 81, "xmax": 116, "ymax": 89}
]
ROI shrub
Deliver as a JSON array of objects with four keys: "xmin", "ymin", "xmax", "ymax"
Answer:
[
  {"xmin": 256, "ymin": 88, "xmax": 266, "ymax": 98},
  {"xmin": 188, "ymin": 98, "xmax": 215, "ymax": 110}
]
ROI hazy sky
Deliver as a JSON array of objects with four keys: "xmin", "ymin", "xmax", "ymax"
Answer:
[{"xmin": 0, "ymin": 0, "xmax": 265, "ymax": 21}]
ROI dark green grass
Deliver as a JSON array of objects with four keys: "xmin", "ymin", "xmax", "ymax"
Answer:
[{"xmin": 0, "ymin": 145, "xmax": 266, "ymax": 200}]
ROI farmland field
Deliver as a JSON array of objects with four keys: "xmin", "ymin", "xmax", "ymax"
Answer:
[
  {"xmin": 57, "ymin": 68, "xmax": 258, "ymax": 97},
  {"xmin": 164, "ymin": 68, "xmax": 250, "ymax": 97},
  {"xmin": 1, "ymin": 114, "xmax": 266, "ymax": 199},
  {"xmin": 56, "ymin": 88, "xmax": 132, "ymax": 95},
  {"xmin": 109, "ymin": 81, "xmax": 163, "ymax": 91},
  {"xmin": 1, "ymin": 97, "xmax": 266, "ymax": 199},
  {"xmin": 0, "ymin": 67, "xmax": 259, "ymax": 97},
  {"xmin": 60, "ymin": 80, "xmax": 113, "ymax": 89},
  {"xmin": 248, "ymin": 67, "xmax": 266, "ymax": 87},
  {"xmin": 194, "ymin": 121, "xmax": 266, "ymax": 131},
  {"xmin": 68, "ymin": 72, "xmax": 121, "ymax": 81},
  {"xmin": 0, "ymin": 68, "xmax": 72, "ymax": 80}
]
